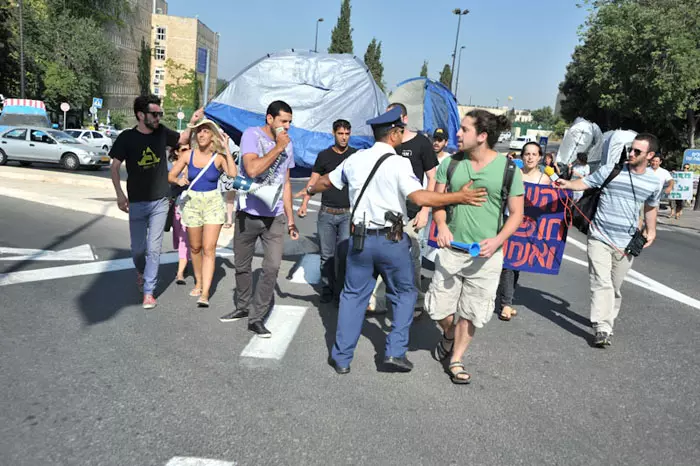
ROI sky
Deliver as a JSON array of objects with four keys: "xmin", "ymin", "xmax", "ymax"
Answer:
[{"xmin": 166, "ymin": 0, "xmax": 591, "ymax": 111}]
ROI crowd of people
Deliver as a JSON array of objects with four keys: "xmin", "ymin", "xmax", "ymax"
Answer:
[{"xmin": 109, "ymin": 94, "xmax": 664, "ymax": 383}]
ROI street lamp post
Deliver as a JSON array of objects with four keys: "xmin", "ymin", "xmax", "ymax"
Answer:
[
  {"xmin": 454, "ymin": 45, "xmax": 466, "ymax": 99},
  {"xmin": 314, "ymin": 18, "xmax": 324, "ymax": 53},
  {"xmin": 450, "ymin": 8, "xmax": 469, "ymax": 92},
  {"xmin": 18, "ymin": 0, "xmax": 25, "ymax": 98}
]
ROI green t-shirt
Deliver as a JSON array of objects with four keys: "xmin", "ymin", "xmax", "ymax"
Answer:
[{"xmin": 435, "ymin": 153, "xmax": 524, "ymax": 245}]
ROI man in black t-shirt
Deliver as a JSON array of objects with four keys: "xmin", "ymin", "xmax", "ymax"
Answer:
[
  {"xmin": 109, "ymin": 94, "xmax": 201, "ymax": 309},
  {"xmin": 297, "ymin": 119, "xmax": 356, "ymax": 303},
  {"xmin": 368, "ymin": 103, "xmax": 439, "ymax": 318}
]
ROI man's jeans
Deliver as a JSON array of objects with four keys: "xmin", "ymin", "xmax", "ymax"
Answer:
[
  {"xmin": 234, "ymin": 212, "xmax": 286, "ymax": 324},
  {"xmin": 128, "ymin": 198, "xmax": 170, "ymax": 295},
  {"xmin": 317, "ymin": 209, "xmax": 350, "ymax": 296}
]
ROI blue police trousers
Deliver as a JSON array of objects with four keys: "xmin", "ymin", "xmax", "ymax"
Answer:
[{"xmin": 331, "ymin": 232, "xmax": 417, "ymax": 366}]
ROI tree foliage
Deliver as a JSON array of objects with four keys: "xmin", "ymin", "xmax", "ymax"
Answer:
[
  {"xmin": 364, "ymin": 38, "xmax": 385, "ymax": 91},
  {"xmin": 328, "ymin": 0, "xmax": 353, "ymax": 54},
  {"xmin": 560, "ymin": 0, "xmax": 700, "ymax": 152},
  {"xmin": 137, "ymin": 37, "xmax": 151, "ymax": 96},
  {"xmin": 420, "ymin": 61, "xmax": 428, "ymax": 78},
  {"xmin": 531, "ymin": 106, "xmax": 555, "ymax": 127},
  {"xmin": 439, "ymin": 64, "xmax": 452, "ymax": 89},
  {"xmin": 162, "ymin": 59, "xmax": 199, "ymax": 128}
]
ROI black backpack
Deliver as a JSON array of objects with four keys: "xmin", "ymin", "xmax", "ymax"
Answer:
[
  {"xmin": 570, "ymin": 163, "xmax": 623, "ymax": 234},
  {"xmin": 445, "ymin": 154, "xmax": 517, "ymax": 231}
]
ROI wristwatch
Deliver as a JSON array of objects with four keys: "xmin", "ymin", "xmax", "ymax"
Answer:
[{"xmin": 306, "ymin": 185, "xmax": 314, "ymax": 195}]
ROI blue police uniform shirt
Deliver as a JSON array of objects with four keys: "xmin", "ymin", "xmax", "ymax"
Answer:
[{"xmin": 328, "ymin": 142, "xmax": 423, "ymax": 228}]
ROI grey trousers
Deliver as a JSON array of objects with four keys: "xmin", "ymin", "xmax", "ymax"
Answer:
[
  {"xmin": 233, "ymin": 212, "xmax": 285, "ymax": 323},
  {"xmin": 496, "ymin": 268, "xmax": 520, "ymax": 310}
]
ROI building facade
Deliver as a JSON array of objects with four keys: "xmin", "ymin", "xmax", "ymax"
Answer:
[
  {"xmin": 150, "ymin": 14, "xmax": 219, "ymax": 113},
  {"xmin": 104, "ymin": 0, "xmax": 168, "ymax": 119}
]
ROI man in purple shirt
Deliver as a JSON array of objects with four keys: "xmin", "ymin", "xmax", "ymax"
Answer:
[{"xmin": 219, "ymin": 101, "xmax": 299, "ymax": 337}]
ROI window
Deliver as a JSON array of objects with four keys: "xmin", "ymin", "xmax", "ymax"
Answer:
[
  {"xmin": 92, "ymin": 132, "xmax": 104, "ymax": 139},
  {"xmin": 156, "ymin": 27, "xmax": 166, "ymax": 41},
  {"xmin": 153, "ymin": 87, "xmax": 160, "ymax": 96},
  {"xmin": 4, "ymin": 128, "xmax": 27, "ymax": 140},
  {"xmin": 155, "ymin": 46, "xmax": 165, "ymax": 60},
  {"xmin": 30, "ymin": 130, "xmax": 52, "ymax": 144},
  {"xmin": 154, "ymin": 68, "xmax": 165, "ymax": 84}
]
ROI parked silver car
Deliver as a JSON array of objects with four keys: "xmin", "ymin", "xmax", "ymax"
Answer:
[
  {"xmin": 0, "ymin": 127, "xmax": 110, "ymax": 170},
  {"xmin": 64, "ymin": 129, "xmax": 113, "ymax": 151}
]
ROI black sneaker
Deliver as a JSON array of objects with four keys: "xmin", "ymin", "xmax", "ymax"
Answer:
[
  {"xmin": 248, "ymin": 321, "xmax": 271, "ymax": 338},
  {"xmin": 219, "ymin": 309, "xmax": 248, "ymax": 322},
  {"xmin": 593, "ymin": 331, "xmax": 611, "ymax": 347}
]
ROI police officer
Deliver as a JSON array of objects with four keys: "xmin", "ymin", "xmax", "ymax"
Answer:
[{"xmin": 305, "ymin": 107, "xmax": 487, "ymax": 374}]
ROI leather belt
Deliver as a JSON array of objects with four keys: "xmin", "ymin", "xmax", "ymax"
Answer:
[
  {"xmin": 321, "ymin": 205, "xmax": 350, "ymax": 215},
  {"xmin": 366, "ymin": 227, "xmax": 392, "ymax": 235}
]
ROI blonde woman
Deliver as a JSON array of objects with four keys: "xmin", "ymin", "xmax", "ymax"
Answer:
[{"xmin": 168, "ymin": 119, "xmax": 237, "ymax": 307}]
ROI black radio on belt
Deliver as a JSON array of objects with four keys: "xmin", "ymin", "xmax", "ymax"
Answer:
[
  {"xmin": 384, "ymin": 211, "xmax": 404, "ymax": 242},
  {"xmin": 625, "ymin": 228, "xmax": 647, "ymax": 257},
  {"xmin": 352, "ymin": 213, "xmax": 367, "ymax": 252}
]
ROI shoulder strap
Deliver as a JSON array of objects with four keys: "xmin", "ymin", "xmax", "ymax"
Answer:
[
  {"xmin": 445, "ymin": 154, "xmax": 464, "ymax": 191},
  {"xmin": 600, "ymin": 163, "xmax": 623, "ymax": 190},
  {"xmin": 187, "ymin": 151, "xmax": 218, "ymax": 192},
  {"xmin": 498, "ymin": 159, "xmax": 517, "ymax": 231},
  {"xmin": 349, "ymin": 153, "xmax": 394, "ymax": 229}
]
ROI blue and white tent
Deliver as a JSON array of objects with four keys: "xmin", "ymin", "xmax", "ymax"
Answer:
[
  {"xmin": 389, "ymin": 77, "xmax": 461, "ymax": 152},
  {"xmin": 205, "ymin": 50, "xmax": 388, "ymax": 170}
]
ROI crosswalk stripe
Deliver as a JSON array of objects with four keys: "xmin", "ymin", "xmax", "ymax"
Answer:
[
  {"xmin": 240, "ymin": 305, "xmax": 308, "ymax": 363},
  {"xmin": 165, "ymin": 457, "xmax": 236, "ymax": 466},
  {"xmin": 289, "ymin": 254, "xmax": 321, "ymax": 284}
]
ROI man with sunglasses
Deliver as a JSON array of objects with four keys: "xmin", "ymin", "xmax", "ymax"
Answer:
[
  {"xmin": 110, "ymin": 94, "xmax": 202, "ymax": 309},
  {"xmin": 556, "ymin": 133, "xmax": 662, "ymax": 347}
]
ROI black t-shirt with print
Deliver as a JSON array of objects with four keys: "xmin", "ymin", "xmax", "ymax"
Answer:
[
  {"xmin": 313, "ymin": 146, "xmax": 357, "ymax": 208},
  {"xmin": 398, "ymin": 133, "xmax": 439, "ymax": 218},
  {"xmin": 110, "ymin": 125, "xmax": 180, "ymax": 202}
]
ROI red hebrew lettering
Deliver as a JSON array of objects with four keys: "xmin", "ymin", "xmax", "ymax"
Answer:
[
  {"xmin": 513, "ymin": 216, "xmax": 537, "ymax": 238},
  {"xmin": 546, "ymin": 217, "xmax": 564, "ymax": 241},
  {"xmin": 509, "ymin": 241, "xmax": 529, "ymax": 267},
  {"xmin": 528, "ymin": 243, "xmax": 556, "ymax": 269},
  {"xmin": 535, "ymin": 188, "xmax": 559, "ymax": 212}
]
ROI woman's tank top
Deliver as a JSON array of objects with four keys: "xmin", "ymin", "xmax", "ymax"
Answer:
[{"xmin": 187, "ymin": 151, "xmax": 220, "ymax": 192}]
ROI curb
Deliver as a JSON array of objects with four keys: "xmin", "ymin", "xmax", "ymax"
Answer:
[{"xmin": 0, "ymin": 166, "xmax": 124, "ymax": 190}]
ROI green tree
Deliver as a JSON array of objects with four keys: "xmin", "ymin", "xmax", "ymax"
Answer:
[
  {"xmin": 216, "ymin": 78, "xmax": 228, "ymax": 95},
  {"xmin": 560, "ymin": 0, "xmax": 700, "ymax": 150},
  {"xmin": 328, "ymin": 0, "xmax": 353, "ymax": 54},
  {"xmin": 0, "ymin": 1, "xmax": 19, "ymax": 97},
  {"xmin": 364, "ymin": 38, "xmax": 385, "ymax": 91},
  {"xmin": 531, "ymin": 106, "xmax": 555, "ymax": 127},
  {"xmin": 162, "ymin": 59, "xmax": 198, "ymax": 127},
  {"xmin": 439, "ymin": 64, "xmax": 452, "ymax": 89},
  {"xmin": 420, "ymin": 60, "xmax": 428, "ymax": 78},
  {"xmin": 137, "ymin": 37, "xmax": 151, "ymax": 96}
]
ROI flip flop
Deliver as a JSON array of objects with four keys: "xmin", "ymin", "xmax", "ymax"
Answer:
[
  {"xmin": 189, "ymin": 288, "xmax": 202, "ymax": 297},
  {"xmin": 197, "ymin": 296, "xmax": 210, "ymax": 308}
]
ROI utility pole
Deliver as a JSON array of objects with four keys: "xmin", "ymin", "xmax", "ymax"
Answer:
[
  {"xmin": 450, "ymin": 8, "xmax": 469, "ymax": 92},
  {"xmin": 314, "ymin": 18, "xmax": 324, "ymax": 53},
  {"xmin": 454, "ymin": 45, "xmax": 466, "ymax": 100},
  {"xmin": 19, "ymin": 0, "xmax": 26, "ymax": 98}
]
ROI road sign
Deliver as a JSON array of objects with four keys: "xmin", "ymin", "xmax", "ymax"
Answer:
[
  {"xmin": 60, "ymin": 102, "xmax": 70, "ymax": 112},
  {"xmin": 177, "ymin": 111, "xmax": 185, "ymax": 120},
  {"xmin": 539, "ymin": 136, "xmax": 549, "ymax": 147},
  {"xmin": 89, "ymin": 106, "xmax": 97, "ymax": 115},
  {"xmin": 92, "ymin": 97, "xmax": 103, "ymax": 109},
  {"xmin": 682, "ymin": 148, "xmax": 700, "ymax": 165}
]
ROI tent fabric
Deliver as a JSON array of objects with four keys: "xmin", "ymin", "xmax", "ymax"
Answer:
[
  {"xmin": 390, "ymin": 77, "xmax": 461, "ymax": 152},
  {"xmin": 204, "ymin": 50, "xmax": 388, "ymax": 169}
]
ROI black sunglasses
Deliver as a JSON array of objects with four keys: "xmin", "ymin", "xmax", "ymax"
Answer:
[
  {"xmin": 147, "ymin": 111, "xmax": 164, "ymax": 117},
  {"xmin": 629, "ymin": 147, "xmax": 646, "ymax": 156}
]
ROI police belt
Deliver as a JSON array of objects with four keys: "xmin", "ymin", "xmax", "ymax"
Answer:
[{"xmin": 365, "ymin": 227, "xmax": 392, "ymax": 235}]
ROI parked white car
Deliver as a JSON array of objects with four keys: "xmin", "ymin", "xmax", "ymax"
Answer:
[
  {"xmin": 509, "ymin": 136, "xmax": 534, "ymax": 151},
  {"xmin": 64, "ymin": 129, "xmax": 113, "ymax": 151},
  {"xmin": 0, "ymin": 127, "xmax": 110, "ymax": 170}
]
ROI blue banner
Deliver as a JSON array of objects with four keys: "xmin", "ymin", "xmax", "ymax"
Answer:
[
  {"xmin": 196, "ymin": 48, "xmax": 208, "ymax": 73},
  {"xmin": 503, "ymin": 183, "xmax": 571, "ymax": 275}
]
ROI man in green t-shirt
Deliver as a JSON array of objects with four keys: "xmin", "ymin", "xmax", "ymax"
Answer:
[{"xmin": 425, "ymin": 110, "xmax": 525, "ymax": 385}]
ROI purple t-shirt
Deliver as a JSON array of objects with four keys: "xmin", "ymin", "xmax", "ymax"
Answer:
[{"xmin": 238, "ymin": 126, "xmax": 295, "ymax": 217}]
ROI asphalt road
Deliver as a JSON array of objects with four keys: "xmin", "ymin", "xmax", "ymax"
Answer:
[{"xmin": 1, "ymin": 195, "xmax": 698, "ymax": 465}]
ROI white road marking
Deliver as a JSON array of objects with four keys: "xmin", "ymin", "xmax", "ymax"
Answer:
[
  {"xmin": 565, "ymin": 237, "xmax": 700, "ymax": 310},
  {"xmin": 0, "ymin": 249, "xmax": 234, "ymax": 287},
  {"xmin": 240, "ymin": 305, "xmax": 307, "ymax": 362},
  {"xmin": 289, "ymin": 253, "xmax": 321, "ymax": 284},
  {"xmin": 165, "ymin": 457, "xmax": 236, "ymax": 466},
  {"xmin": 0, "ymin": 244, "xmax": 96, "ymax": 261}
]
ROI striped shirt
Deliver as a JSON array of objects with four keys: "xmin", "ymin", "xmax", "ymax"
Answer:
[{"xmin": 583, "ymin": 164, "xmax": 661, "ymax": 249}]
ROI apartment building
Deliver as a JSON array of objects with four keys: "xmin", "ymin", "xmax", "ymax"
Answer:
[
  {"xmin": 150, "ymin": 14, "xmax": 220, "ymax": 109},
  {"xmin": 104, "ymin": 0, "xmax": 168, "ymax": 117}
]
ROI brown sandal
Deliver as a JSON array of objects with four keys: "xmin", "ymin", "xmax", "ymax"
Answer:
[{"xmin": 447, "ymin": 361, "xmax": 471, "ymax": 384}]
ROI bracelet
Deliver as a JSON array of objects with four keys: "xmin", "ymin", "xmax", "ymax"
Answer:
[{"xmin": 306, "ymin": 185, "xmax": 314, "ymax": 196}]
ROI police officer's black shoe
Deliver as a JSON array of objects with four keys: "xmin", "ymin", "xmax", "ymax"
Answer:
[
  {"xmin": 328, "ymin": 357, "xmax": 350, "ymax": 375},
  {"xmin": 248, "ymin": 321, "xmax": 271, "ymax": 338},
  {"xmin": 383, "ymin": 355, "xmax": 414, "ymax": 372}
]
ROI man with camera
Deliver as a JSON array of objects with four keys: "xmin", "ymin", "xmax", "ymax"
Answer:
[
  {"xmin": 555, "ymin": 133, "xmax": 662, "ymax": 347},
  {"xmin": 305, "ymin": 107, "xmax": 487, "ymax": 374}
]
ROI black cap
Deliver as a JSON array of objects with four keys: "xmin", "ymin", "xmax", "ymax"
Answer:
[{"xmin": 433, "ymin": 128, "xmax": 448, "ymax": 140}]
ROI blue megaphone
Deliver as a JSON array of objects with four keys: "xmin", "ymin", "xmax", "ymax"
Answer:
[{"xmin": 450, "ymin": 241, "xmax": 481, "ymax": 257}]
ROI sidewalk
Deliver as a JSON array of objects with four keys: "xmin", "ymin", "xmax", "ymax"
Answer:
[
  {"xmin": 0, "ymin": 166, "xmax": 235, "ymax": 248},
  {"xmin": 657, "ymin": 205, "xmax": 700, "ymax": 232}
]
